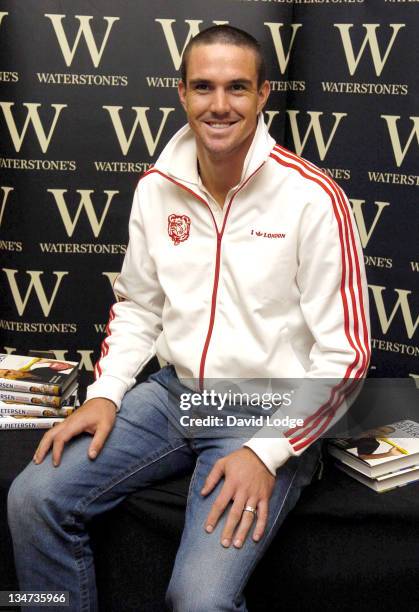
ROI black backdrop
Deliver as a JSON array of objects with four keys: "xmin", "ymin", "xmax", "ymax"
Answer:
[{"xmin": 0, "ymin": 0, "xmax": 418, "ymax": 392}]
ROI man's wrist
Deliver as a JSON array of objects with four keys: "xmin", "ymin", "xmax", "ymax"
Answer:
[
  {"xmin": 241, "ymin": 446, "xmax": 274, "ymax": 476},
  {"xmin": 83, "ymin": 396, "xmax": 118, "ymax": 413},
  {"xmin": 243, "ymin": 437, "xmax": 295, "ymax": 476},
  {"xmin": 85, "ymin": 375, "xmax": 128, "ymax": 411}
]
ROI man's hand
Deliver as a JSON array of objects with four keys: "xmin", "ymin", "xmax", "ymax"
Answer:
[
  {"xmin": 201, "ymin": 447, "xmax": 275, "ymax": 548},
  {"xmin": 33, "ymin": 398, "xmax": 117, "ymax": 467}
]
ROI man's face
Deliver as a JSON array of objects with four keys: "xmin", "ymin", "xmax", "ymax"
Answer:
[{"xmin": 178, "ymin": 43, "xmax": 270, "ymax": 162}]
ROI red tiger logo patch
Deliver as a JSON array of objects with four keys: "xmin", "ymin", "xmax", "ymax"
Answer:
[{"xmin": 168, "ymin": 214, "xmax": 191, "ymax": 245}]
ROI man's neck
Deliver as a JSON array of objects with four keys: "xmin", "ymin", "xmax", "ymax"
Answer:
[
  {"xmin": 197, "ymin": 140, "xmax": 253, "ymax": 208},
  {"xmin": 198, "ymin": 158, "xmax": 242, "ymax": 208}
]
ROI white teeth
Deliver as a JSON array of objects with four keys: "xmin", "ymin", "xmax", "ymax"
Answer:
[{"xmin": 208, "ymin": 123, "xmax": 232, "ymax": 128}]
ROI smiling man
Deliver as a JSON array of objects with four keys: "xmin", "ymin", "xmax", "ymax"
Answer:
[
  {"xmin": 8, "ymin": 26, "xmax": 370, "ymax": 611},
  {"xmin": 177, "ymin": 37, "xmax": 270, "ymax": 206}
]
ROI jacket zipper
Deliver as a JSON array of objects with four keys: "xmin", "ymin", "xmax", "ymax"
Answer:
[
  {"xmin": 143, "ymin": 163, "xmax": 266, "ymax": 390},
  {"xmin": 197, "ymin": 162, "xmax": 266, "ymax": 390}
]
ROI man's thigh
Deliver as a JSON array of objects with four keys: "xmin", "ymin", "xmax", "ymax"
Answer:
[
  {"xmin": 9, "ymin": 367, "xmax": 195, "ymax": 522},
  {"xmin": 167, "ymin": 438, "xmax": 321, "ymax": 610}
]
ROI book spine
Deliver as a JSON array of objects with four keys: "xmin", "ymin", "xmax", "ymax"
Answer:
[
  {"xmin": 0, "ymin": 419, "xmax": 64, "ymax": 429},
  {"xmin": 0, "ymin": 379, "xmax": 61, "ymax": 396},
  {"xmin": 0, "ymin": 405, "xmax": 74, "ymax": 417},
  {"xmin": 0, "ymin": 390, "xmax": 63, "ymax": 408}
]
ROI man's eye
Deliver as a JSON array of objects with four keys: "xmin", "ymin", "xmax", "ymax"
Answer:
[
  {"xmin": 231, "ymin": 84, "xmax": 245, "ymax": 91},
  {"xmin": 195, "ymin": 83, "xmax": 209, "ymax": 91}
]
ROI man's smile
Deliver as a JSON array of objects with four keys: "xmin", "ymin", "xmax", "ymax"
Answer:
[{"xmin": 203, "ymin": 120, "xmax": 239, "ymax": 130}]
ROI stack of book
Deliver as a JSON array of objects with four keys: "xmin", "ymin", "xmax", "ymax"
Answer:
[
  {"xmin": 0, "ymin": 353, "xmax": 79, "ymax": 429},
  {"xmin": 328, "ymin": 419, "xmax": 419, "ymax": 492}
]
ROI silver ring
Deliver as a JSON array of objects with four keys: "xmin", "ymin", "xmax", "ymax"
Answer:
[{"xmin": 243, "ymin": 505, "xmax": 257, "ymax": 517}]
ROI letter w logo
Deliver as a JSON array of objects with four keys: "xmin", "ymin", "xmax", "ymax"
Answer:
[
  {"xmin": 286, "ymin": 110, "xmax": 347, "ymax": 160},
  {"xmin": 155, "ymin": 19, "xmax": 229, "ymax": 70},
  {"xmin": 369, "ymin": 285, "xmax": 418, "ymax": 340},
  {"xmin": 47, "ymin": 189, "xmax": 119, "ymax": 238},
  {"xmin": 0, "ymin": 103, "xmax": 67, "ymax": 153},
  {"xmin": 45, "ymin": 14, "xmax": 119, "ymax": 67},
  {"xmin": 264, "ymin": 23, "xmax": 302, "ymax": 74},
  {"xmin": 2, "ymin": 269, "xmax": 68, "ymax": 317},
  {"xmin": 334, "ymin": 23, "xmax": 405, "ymax": 77},
  {"xmin": 381, "ymin": 115, "xmax": 419, "ymax": 167},
  {"xmin": 0, "ymin": 187, "xmax": 13, "ymax": 227},
  {"xmin": 349, "ymin": 199, "xmax": 390, "ymax": 249},
  {"xmin": 103, "ymin": 106, "xmax": 175, "ymax": 156}
]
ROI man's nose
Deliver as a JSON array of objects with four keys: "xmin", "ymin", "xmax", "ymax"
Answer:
[{"xmin": 210, "ymin": 88, "xmax": 230, "ymax": 114}]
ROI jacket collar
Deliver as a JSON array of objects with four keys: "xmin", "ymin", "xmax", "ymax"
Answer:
[{"xmin": 154, "ymin": 113, "xmax": 275, "ymax": 188}]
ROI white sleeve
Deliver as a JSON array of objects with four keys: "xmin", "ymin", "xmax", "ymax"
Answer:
[
  {"xmin": 245, "ymin": 183, "xmax": 371, "ymax": 475},
  {"xmin": 85, "ymin": 185, "xmax": 164, "ymax": 409}
]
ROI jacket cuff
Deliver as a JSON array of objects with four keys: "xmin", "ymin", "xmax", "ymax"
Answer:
[
  {"xmin": 85, "ymin": 375, "xmax": 128, "ymax": 411},
  {"xmin": 244, "ymin": 436, "xmax": 296, "ymax": 476}
]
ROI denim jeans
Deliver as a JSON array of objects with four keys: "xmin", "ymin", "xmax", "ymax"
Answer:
[{"xmin": 8, "ymin": 366, "xmax": 321, "ymax": 612}]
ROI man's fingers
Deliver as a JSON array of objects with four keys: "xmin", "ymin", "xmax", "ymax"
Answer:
[
  {"xmin": 252, "ymin": 499, "xmax": 269, "ymax": 542},
  {"xmin": 205, "ymin": 485, "xmax": 234, "ymax": 533},
  {"xmin": 33, "ymin": 430, "xmax": 55, "ymax": 464},
  {"xmin": 201, "ymin": 459, "xmax": 224, "ymax": 496},
  {"xmin": 34, "ymin": 414, "xmax": 91, "ymax": 465},
  {"xmin": 220, "ymin": 494, "xmax": 247, "ymax": 547},
  {"xmin": 51, "ymin": 436, "xmax": 66, "ymax": 467},
  {"xmin": 50, "ymin": 424, "xmax": 81, "ymax": 466},
  {"xmin": 88, "ymin": 425, "xmax": 112, "ymax": 459},
  {"xmin": 202, "ymin": 448, "xmax": 275, "ymax": 549},
  {"xmin": 232, "ymin": 501, "xmax": 259, "ymax": 548},
  {"xmin": 32, "ymin": 398, "xmax": 116, "ymax": 467}
]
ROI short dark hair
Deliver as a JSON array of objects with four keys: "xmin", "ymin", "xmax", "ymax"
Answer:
[{"xmin": 180, "ymin": 25, "xmax": 266, "ymax": 89}]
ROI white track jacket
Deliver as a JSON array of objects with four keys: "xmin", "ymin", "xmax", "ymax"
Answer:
[{"xmin": 86, "ymin": 115, "xmax": 371, "ymax": 475}]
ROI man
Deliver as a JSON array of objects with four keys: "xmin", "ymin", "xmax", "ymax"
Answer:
[{"xmin": 8, "ymin": 25, "xmax": 370, "ymax": 611}]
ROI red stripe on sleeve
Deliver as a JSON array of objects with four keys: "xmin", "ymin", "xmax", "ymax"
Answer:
[{"xmin": 269, "ymin": 146, "xmax": 370, "ymax": 452}]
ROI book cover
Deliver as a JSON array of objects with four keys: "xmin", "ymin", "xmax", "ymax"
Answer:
[
  {"xmin": 0, "ymin": 354, "xmax": 78, "ymax": 396},
  {"xmin": 328, "ymin": 420, "xmax": 419, "ymax": 478}
]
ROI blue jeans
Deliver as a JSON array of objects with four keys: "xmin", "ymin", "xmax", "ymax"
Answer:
[{"xmin": 8, "ymin": 366, "xmax": 321, "ymax": 612}]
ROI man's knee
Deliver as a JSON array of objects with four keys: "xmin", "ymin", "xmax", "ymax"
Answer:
[
  {"xmin": 166, "ymin": 570, "xmax": 236, "ymax": 612},
  {"xmin": 166, "ymin": 582, "xmax": 216, "ymax": 612},
  {"xmin": 8, "ymin": 463, "xmax": 65, "ymax": 532},
  {"xmin": 8, "ymin": 470, "xmax": 38, "ymax": 533}
]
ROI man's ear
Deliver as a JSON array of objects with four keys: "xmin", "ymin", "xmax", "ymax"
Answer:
[
  {"xmin": 178, "ymin": 80, "xmax": 187, "ymax": 111},
  {"xmin": 257, "ymin": 80, "xmax": 271, "ymax": 114}
]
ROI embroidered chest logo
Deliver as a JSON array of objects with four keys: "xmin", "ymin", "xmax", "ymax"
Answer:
[
  {"xmin": 251, "ymin": 229, "xmax": 286, "ymax": 239},
  {"xmin": 168, "ymin": 214, "xmax": 191, "ymax": 245}
]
